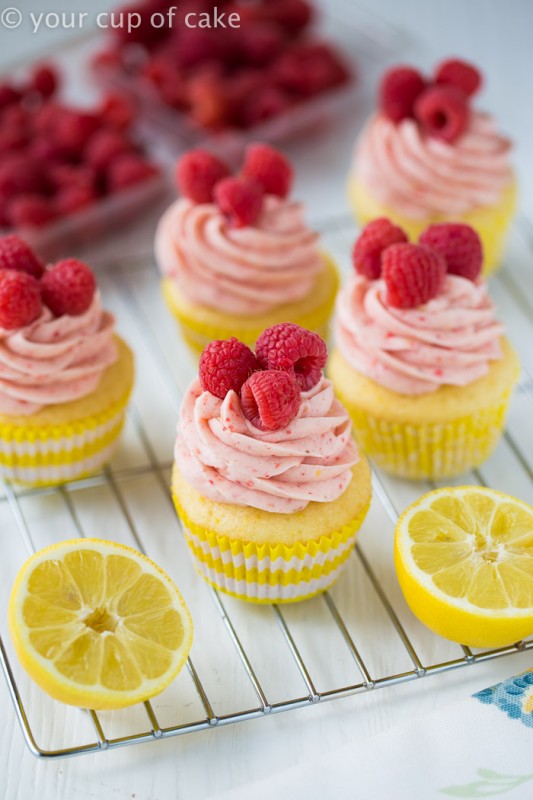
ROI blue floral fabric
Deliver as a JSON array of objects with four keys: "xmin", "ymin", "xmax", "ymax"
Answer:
[{"xmin": 475, "ymin": 671, "xmax": 533, "ymax": 727}]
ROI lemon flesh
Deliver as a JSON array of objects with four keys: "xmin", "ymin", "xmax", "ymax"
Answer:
[
  {"xmin": 9, "ymin": 539, "xmax": 193, "ymax": 709},
  {"xmin": 394, "ymin": 487, "xmax": 533, "ymax": 648}
]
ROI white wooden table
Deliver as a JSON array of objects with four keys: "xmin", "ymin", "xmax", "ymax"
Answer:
[{"xmin": 1, "ymin": 2, "xmax": 533, "ymax": 799}]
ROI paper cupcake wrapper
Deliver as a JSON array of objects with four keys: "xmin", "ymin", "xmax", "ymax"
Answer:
[
  {"xmin": 348, "ymin": 177, "xmax": 517, "ymax": 277},
  {"xmin": 173, "ymin": 494, "xmax": 370, "ymax": 603},
  {"xmin": 341, "ymin": 392, "xmax": 513, "ymax": 481},
  {"xmin": 0, "ymin": 392, "xmax": 130, "ymax": 487}
]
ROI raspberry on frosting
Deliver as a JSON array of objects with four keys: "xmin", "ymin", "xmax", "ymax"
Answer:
[
  {"xmin": 214, "ymin": 176, "xmax": 264, "ymax": 227},
  {"xmin": 241, "ymin": 369, "xmax": 300, "ymax": 431},
  {"xmin": 414, "ymin": 84, "xmax": 469, "ymax": 143},
  {"xmin": 175, "ymin": 149, "xmax": 230, "ymax": 204},
  {"xmin": 352, "ymin": 218, "xmax": 408, "ymax": 280},
  {"xmin": 0, "ymin": 234, "xmax": 44, "ymax": 279},
  {"xmin": 419, "ymin": 223, "xmax": 483, "ymax": 282},
  {"xmin": 41, "ymin": 258, "xmax": 96, "ymax": 317},
  {"xmin": 379, "ymin": 66, "xmax": 426, "ymax": 123},
  {"xmin": 434, "ymin": 58, "xmax": 482, "ymax": 98},
  {"xmin": 199, "ymin": 337, "xmax": 259, "ymax": 399},
  {"xmin": 255, "ymin": 322, "xmax": 327, "ymax": 390},
  {"xmin": 242, "ymin": 143, "xmax": 293, "ymax": 199},
  {"xmin": 382, "ymin": 243, "xmax": 446, "ymax": 308},
  {"xmin": 0, "ymin": 270, "xmax": 42, "ymax": 330}
]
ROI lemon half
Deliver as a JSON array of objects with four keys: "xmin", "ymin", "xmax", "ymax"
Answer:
[
  {"xmin": 9, "ymin": 539, "xmax": 193, "ymax": 709},
  {"xmin": 394, "ymin": 487, "xmax": 533, "ymax": 648}
]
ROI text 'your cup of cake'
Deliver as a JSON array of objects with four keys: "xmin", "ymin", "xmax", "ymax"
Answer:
[{"xmin": 155, "ymin": 145, "xmax": 339, "ymax": 354}]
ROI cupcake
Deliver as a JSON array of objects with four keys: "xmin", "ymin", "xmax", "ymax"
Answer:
[
  {"xmin": 0, "ymin": 235, "xmax": 134, "ymax": 486},
  {"xmin": 155, "ymin": 144, "xmax": 339, "ymax": 354},
  {"xmin": 329, "ymin": 219, "xmax": 520, "ymax": 480},
  {"xmin": 171, "ymin": 323, "xmax": 372, "ymax": 603},
  {"xmin": 348, "ymin": 58, "xmax": 516, "ymax": 276}
]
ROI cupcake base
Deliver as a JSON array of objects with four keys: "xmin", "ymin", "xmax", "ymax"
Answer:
[
  {"xmin": 171, "ymin": 457, "xmax": 372, "ymax": 603},
  {"xmin": 0, "ymin": 337, "xmax": 135, "ymax": 487},
  {"xmin": 162, "ymin": 254, "xmax": 339, "ymax": 355},
  {"xmin": 329, "ymin": 339, "xmax": 520, "ymax": 481},
  {"xmin": 348, "ymin": 176, "xmax": 517, "ymax": 277}
]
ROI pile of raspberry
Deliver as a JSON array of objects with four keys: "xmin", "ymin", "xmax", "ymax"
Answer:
[
  {"xmin": 379, "ymin": 57, "xmax": 483, "ymax": 143},
  {"xmin": 0, "ymin": 234, "xmax": 97, "ymax": 330},
  {"xmin": 198, "ymin": 322, "xmax": 327, "ymax": 431},
  {"xmin": 352, "ymin": 218, "xmax": 484, "ymax": 308},
  {"xmin": 176, "ymin": 143, "xmax": 293, "ymax": 227},
  {"xmin": 0, "ymin": 62, "xmax": 159, "ymax": 231},
  {"xmin": 94, "ymin": 0, "xmax": 351, "ymax": 132}
]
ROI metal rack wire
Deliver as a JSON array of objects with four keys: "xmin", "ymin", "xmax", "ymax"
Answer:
[{"xmin": 1, "ymin": 213, "xmax": 533, "ymax": 760}]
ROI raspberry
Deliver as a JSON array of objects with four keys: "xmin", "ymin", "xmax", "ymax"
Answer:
[
  {"xmin": 240, "ymin": 23, "xmax": 285, "ymax": 66},
  {"xmin": 0, "ymin": 155, "xmax": 47, "ymax": 199},
  {"xmin": 29, "ymin": 63, "xmax": 59, "ymax": 98},
  {"xmin": 199, "ymin": 337, "xmax": 259, "ymax": 399},
  {"xmin": 419, "ymin": 223, "xmax": 483, "ymax": 282},
  {"xmin": 175, "ymin": 150, "xmax": 230, "ymax": 203},
  {"xmin": 275, "ymin": 43, "xmax": 349, "ymax": 97},
  {"xmin": 41, "ymin": 259, "xmax": 96, "ymax": 317},
  {"xmin": 434, "ymin": 58, "xmax": 482, "ymax": 98},
  {"xmin": 242, "ymin": 143, "xmax": 293, "ymax": 198},
  {"xmin": 0, "ymin": 83, "xmax": 21, "ymax": 110},
  {"xmin": 266, "ymin": 0, "xmax": 314, "ymax": 34},
  {"xmin": 241, "ymin": 370, "xmax": 300, "ymax": 431},
  {"xmin": 352, "ymin": 218, "xmax": 408, "ymax": 280},
  {"xmin": 175, "ymin": 28, "xmax": 220, "ymax": 69},
  {"xmin": 47, "ymin": 164, "xmax": 96, "ymax": 193},
  {"xmin": 98, "ymin": 93, "xmax": 135, "ymax": 130},
  {"xmin": 85, "ymin": 130, "xmax": 135, "ymax": 173},
  {"xmin": 382, "ymin": 243, "xmax": 446, "ymax": 308},
  {"xmin": 186, "ymin": 68, "xmax": 229, "ymax": 130},
  {"xmin": 414, "ymin": 85, "xmax": 469, "ymax": 143},
  {"xmin": 8, "ymin": 195, "xmax": 56, "ymax": 228},
  {"xmin": 55, "ymin": 184, "xmax": 97, "ymax": 216},
  {"xmin": 107, "ymin": 155, "xmax": 159, "ymax": 192},
  {"xmin": 255, "ymin": 322, "xmax": 327, "ymax": 391},
  {"xmin": 0, "ymin": 235, "xmax": 45, "ymax": 279},
  {"xmin": 54, "ymin": 111, "xmax": 100, "ymax": 156},
  {"xmin": 214, "ymin": 177, "xmax": 264, "ymax": 228},
  {"xmin": 379, "ymin": 66, "xmax": 426, "ymax": 123},
  {"xmin": 242, "ymin": 86, "xmax": 292, "ymax": 128},
  {"xmin": 0, "ymin": 270, "xmax": 42, "ymax": 330}
]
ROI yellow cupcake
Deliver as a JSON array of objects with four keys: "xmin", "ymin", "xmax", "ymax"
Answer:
[
  {"xmin": 0, "ymin": 337, "xmax": 134, "ymax": 487},
  {"xmin": 329, "ymin": 338, "xmax": 520, "ymax": 481},
  {"xmin": 162, "ymin": 253, "xmax": 339, "ymax": 354},
  {"xmin": 172, "ymin": 458, "xmax": 371, "ymax": 603}
]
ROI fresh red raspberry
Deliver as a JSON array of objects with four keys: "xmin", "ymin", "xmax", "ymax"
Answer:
[
  {"xmin": 275, "ymin": 43, "xmax": 349, "ymax": 97},
  {"xmin": 378, "ymin": 66, "xmax": 426, "ymax": 123},
  {"xmin": 241, "ymin": 369, "xmax": 300, "ymax": 431},
  {"xmin": 47, "ymin": 163, "xmax": 96, "ymax": 193},
  {"xmin": 0, "ymin": 155, "xmax": 47, "ymax": 199},
  {"xmin": 55, "ymin": 184, "xmax": 97, "ymax": 216},
  {"xmin": 85, "ymin": 130, "xmax": 135, "ymax": 173},
  {"xmin": 0, "ymin": 83, "xmax": 21, "ymax": 110},
  {"xmin": 8, "ymin": 195, "xmax": 56, "ymax": 228},
  {"xmin": 0, "ymin": 270, "xmax": 42, "ymax": 330},
  {"xmin": 41, "ymin": 259, "xmax": 96, "ymax": 317},
  {"xmin": 240, "ymin": 23, "xmax": 285, "ymax": 66},
  {"xmin": 434, "ymin": 58, "xmax": 482, "ymax": 98},
  {"xmin": 0, "ymin": 235, "xmax": 44, "ymax": 279},
  {"xmin": 98, "ymin": 93, "xmax": 135, "ymax": 130},
  {"xmin": 255, "ymin": 322, "xmax": 327, "ymax": 391},
  {"xmin": 175, "ymin": 150, "xmax": 230, "ymax": 203},
  {"xmin": 266, "ymin": 0, "xmax": 314, "ymax": 34},
  {"xmin": 54, "ymin": 111, "xmax": 100, "ymax": 156},
  {"xmin": 29, "ymin": 63, "xmax": 59, "ymax": 98},
  {"xmin": 352, "ymin": 218, "xmax": 408, "ymax": 280},
  {"xmin": 414, "ymin": 85, "xmax": 469, "ymax": 143},
  {"xmin": 241, "ymin": 86, "xmax": 292, "ymax": 128},
  {"xmin": 242, "ymin": 143, "xmax": 293, "ymax": 199},
  {"xmin": 186, "ymin": 68, "xmax": 229, "ymax": 131},
  {"xmin": 199, "ymin": 337, "xmax": 259, "ymax": 399},
  {"xmin": 382, "ymin": 243, "xmax": 446, "ymax": 308},
  {"xmin": 175, "ymin": 28, "xmax": 220, "ymax": 69},
  {"xmin": 107, "ymin": 155, "xmax": 159, "ymax": 192},
  {"xmin": 214, "ymin": 176, "xmax": 264, "ymax": 228},
  {"xmin": 419, "ymin": 223, "xmax": 483, "ymax": 282}
]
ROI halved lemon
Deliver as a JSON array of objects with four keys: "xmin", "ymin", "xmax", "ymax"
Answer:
[
  {"xmin": 394, "ymin": 487, "xmax": 533, "ymax": 648},
  {"xmin": 8, "ymin": 539, "xmax": 193, "ymax": 709}
]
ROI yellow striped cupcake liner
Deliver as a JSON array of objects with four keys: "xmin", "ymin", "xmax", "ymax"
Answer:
[
  {"xmin": 338, "ymin": 392, "xmax": 513, "ymax": 481},
  {"xmin": 0, "ymin": 390, "xmax": 131, "ymax": 488},
  {"xmin": 348, "ymin": 177, "xmax": 517, "ymax": 277},
  {"xmin": 172, "ymin": 493, "xmax": 370, "ymax": 604}
]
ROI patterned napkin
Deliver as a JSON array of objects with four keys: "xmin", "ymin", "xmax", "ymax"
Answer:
[{"xmin": 208, "ymin": 672, "xmax": 533, "ymax": 800}]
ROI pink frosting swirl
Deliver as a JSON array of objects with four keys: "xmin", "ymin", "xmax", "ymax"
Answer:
[
  {"xmin": 0, "ymin": 292, "xmax": 117, "ymax": 416},
  {"xmin": 155, "ymin": 196, "xmax": 325, "ymax": 315},
  {"xmin": 176, "ymin": 376, "xmax": 359, "ymax": 513},
  {"xmin": 335, "ymin": 274, "xmax": 504, "ymax": 395},
  {"xmin": 353, "ymin": 111, "xmax": 513, "ymax": 217}
]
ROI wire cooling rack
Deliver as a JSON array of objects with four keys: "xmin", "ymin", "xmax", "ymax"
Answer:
[{"xmin": 1, "ymin": 213, "xmax": 533, "ymax": 759}]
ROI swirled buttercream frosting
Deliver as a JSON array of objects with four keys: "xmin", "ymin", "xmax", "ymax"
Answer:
[
  {"xmin": 176, "ymin": 376, "xmax": 359, "ymax": 513},
  {"xmin": 155, "ymin": 196, "xmax": 325, "ymax": 315},
  {"xmin": 0, "ymin": 292, "xmax": 117, "ymax": 416},
  {"xmin": 353, "ymin": 111, "xmax": 513, "ymax": 217},
  {"xmin": 335, "ymin": 273, "xmax": 504, "ymax": 395}
]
